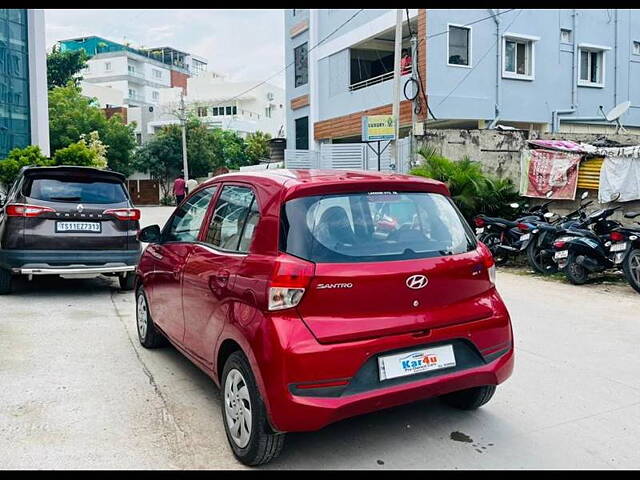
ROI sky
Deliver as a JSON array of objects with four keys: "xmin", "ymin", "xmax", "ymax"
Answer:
[{"xmin": 44, "ymin": 9, "xmax": 285, "ymax": 88}]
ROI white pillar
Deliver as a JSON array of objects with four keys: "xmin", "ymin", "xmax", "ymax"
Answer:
[
  {"xmin": 27, "ymin": 9, "xmax": 50, "ymax": 156},
  {"xmin": 308, "ymin": 9, "xmax": 319, "ymax": 151}
]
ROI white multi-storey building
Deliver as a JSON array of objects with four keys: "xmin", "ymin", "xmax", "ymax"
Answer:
[{"xmin": 149, "ymin": 72, "xmax": 286, "ymax": 139}]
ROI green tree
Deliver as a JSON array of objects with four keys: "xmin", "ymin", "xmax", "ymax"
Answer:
[
  {"xmin": 0, "ymin": 146, "xmax": 52, "ymax": 190},
  {"xmin": 245, "ymin": 131, "xmax": 272, "ymax": 165},
  {"xmin": 52, "ymin": 131, "xmax": 108, "ymax": 169},
  {"xmin": 46, "ymin": 44, "xmax": 89, "ymax": 90},
  {"xmin": 210, "ymin": 129, "xmax": 248, "ymax": 170},
  {"xmin": 48, "ymin": 84, "xmax": 136, "ymax": 175}
]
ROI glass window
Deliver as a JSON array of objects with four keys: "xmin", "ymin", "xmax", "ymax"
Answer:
[
  {"xmin": 634, "ymin": 41, "xmax": 640, "ymax": 56},
  {"xmin": 163, "ymin": 186, "xmax": 218, "ymax": 243},
  {"xmin": 105, "ymin": 61, "xmax": 111, "ymax": 71},
  {"xmin": 205, "ymin": 185, "xmax": 259, "ymax": 252},
  {"xmin": 504, "ymin": 38, "xmax": 533, "ymax": 77},
  {"xmin": 448, "ymin": 26, "xmax": 470, "ymax": 66},
  {"xmin": 579, "ymin": 48, "xmax": 604, "ymax": 85},
  {"xmin": 294, "ymin": 42, "xmax": 308, "ymax": 87},
  {"xmin": 24, "ymin": 177, "xmax": 128, "ymax": 204},
  {"xmin": 152, "ymin": 91, "xmax": 160, "ymax": 101},
  {"xmin": 560, "ymin": 29, "xmax": 572, "ymax": 43},
  {"xmin": 281, "ymin": 192, "xmax": 475, "ymax": 263},
  {"xmin": 226, "ymin": 106, "xmax": 232, "ymax": 115},
  {"xmin": 232, "ymin": 106, "xmax": 237, "ymax": 115},
  {"xmin": 295, "ymin": 116, "xmax": 308, "ymax": 150}
]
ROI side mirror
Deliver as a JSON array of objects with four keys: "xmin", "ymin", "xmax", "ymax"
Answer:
[
  {"xmin": 581, "ymin": 191, "xmax": 589, "ymax": 200},
  {"xmin": 138, "ymin": 224, "xmax": 161, "ymax": 243}
]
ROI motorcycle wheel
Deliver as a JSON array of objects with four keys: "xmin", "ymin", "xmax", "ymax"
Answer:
[
  {"xmin": 622, "ymin": 248, "xmax": 640, "ymax": 294},
  {"xmin": 565, "ymin": 254, "xmax": 589, "ymax": 285},
  {"xmin": 526, "ymin": 239, "xmax": 558, "ymax": 275},
  {"xmin": 480, "ymin": 232, "xmax": 508, "ymax": 266}
]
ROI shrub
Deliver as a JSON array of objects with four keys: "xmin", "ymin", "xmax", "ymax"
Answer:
[
  {"xmin": 411, "ymin": 146, "xmax": 520, "ymax": 221},
  {"xmin": 0, "ymin": 145, "xmax": 53, "ymax": 190}
]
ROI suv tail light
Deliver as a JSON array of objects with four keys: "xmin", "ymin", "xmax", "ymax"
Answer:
[
  {"xmin": 103, "ymin": 208, "xmax": 141, "ymax": 221},
  {"xmin": 5, "ymin": 204, "xmax": 56, "ymax": 217},
  {"xmin": 268, "ymin": 254, "xmax": 315, "ymax": 311},
  {"xmin": 610, "ymin": 231, "xmax": 624, "ymax": 242}
]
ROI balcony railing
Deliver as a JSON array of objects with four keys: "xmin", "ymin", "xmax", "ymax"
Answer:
[{"xmin": 348, "ymin": 71, "xmax": 394, "ymax": 92}]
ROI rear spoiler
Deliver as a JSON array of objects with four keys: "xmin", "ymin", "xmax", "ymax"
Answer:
[{"xmin": 22, "ymin": 166, "xmax": 126, "ymax": 183}]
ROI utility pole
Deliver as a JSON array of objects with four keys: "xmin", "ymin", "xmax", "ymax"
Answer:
[
  {"xmin": 390, "ymin": 9, "xmax": 403, "ymax": 168},
  {"xmin": 179, "ymin": 89, "xmax": 189, "ymax": 184}
]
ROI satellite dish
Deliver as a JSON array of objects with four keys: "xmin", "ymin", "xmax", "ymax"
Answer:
[{"xmin": 599, "ymin": 101, "xmax": 630, "ymax": 134}]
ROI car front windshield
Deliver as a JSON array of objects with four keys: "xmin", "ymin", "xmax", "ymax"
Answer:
[{"xmin": 281, "ymin": 191, "xmax": 475, "ymax": 263}]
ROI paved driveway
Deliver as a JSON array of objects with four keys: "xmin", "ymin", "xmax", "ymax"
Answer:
[{"xmin": 1, "ymin": 206, "xmax": 639, "ymax": 469}]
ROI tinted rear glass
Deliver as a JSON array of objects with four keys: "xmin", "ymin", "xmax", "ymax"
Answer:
[
  {"xmin": 281, "ymin": 192, "xmax": 475, "ymax": 263},
  {"xmin": 25, "ymin": 177, "xmax": 128, "ymax": 204}
]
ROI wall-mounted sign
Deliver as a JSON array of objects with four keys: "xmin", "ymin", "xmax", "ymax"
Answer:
[{"xmin": 362, "ymin": 115, "xmax": 396, "ymax": 142}]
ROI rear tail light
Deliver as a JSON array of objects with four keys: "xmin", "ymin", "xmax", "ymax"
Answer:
[
  {"xmin": 103, "ymin": 208, "xmax": 141, "ymax": 221},
  {"xmin": 268, "ymin": 254, "xmax": 315, "ymax": 311},
  {"xmin": 554, "ymin": 241, "xmax": 566, "ymax": 249},
  {"xmin": 610, "ymin": 231, "xmax": 624, "ymax": 242},
  {"xmin": 474, "ymin": 217, "xmax": 485, "ymax": 227},
  {"xmin": 517, "ymin": 223, "xmax": 530, "ymax": 231},
  {"xmin": 478, "ymin": 242, "xmax": 496, "ymax": 285},
  {"xmin": 5, "ymin": 204, "xmax": 56, "ymax": 217}
]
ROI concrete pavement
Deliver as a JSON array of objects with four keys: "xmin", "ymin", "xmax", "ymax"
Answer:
[{"xmin": 1, "ymin": 206, "xmax": 639, "ymax": 469}]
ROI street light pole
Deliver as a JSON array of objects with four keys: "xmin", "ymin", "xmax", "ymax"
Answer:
[
  {"xmin": 390, "ymin": 9, "xmax": 403, "ymax": 168},
  {"xmin": 179, "ymin": 89, "xmax": 189, "ymax": 184}
]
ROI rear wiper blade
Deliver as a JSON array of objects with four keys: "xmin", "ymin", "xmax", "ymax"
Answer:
[{"xmin": 49, "ymin": 196, "xmax": 82, "ymax": 201}]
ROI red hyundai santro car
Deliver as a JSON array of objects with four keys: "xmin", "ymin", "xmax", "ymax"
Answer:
[{"xmin": 135, "ymin": 169, "xmax": 514, "ymax": 466}]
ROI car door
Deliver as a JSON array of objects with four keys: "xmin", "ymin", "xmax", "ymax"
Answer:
[
  {"xmin": 182, "ymin": 184, "xmax": 260, "ymax": 366},
  {"xmin": 145, "ymin": 186, "xmax": 218, "ymax": 343}
]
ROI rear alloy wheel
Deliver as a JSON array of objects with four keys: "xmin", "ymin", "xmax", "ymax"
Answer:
[
  {"xmin": 135, "ymin": 287, "xmax": 168, "ymax": 348},
  {"xmin": 119, "ymin": 273, "xmax": 136, "ymax": 291},
  {"xmin": 526, "ymin": 239, "xmax": 558, "ymax": 275},
  {"xmin": 481, "ymin": 233, "xmax": 508, "ymax": 266},
  {"xmin": 221, "ymin": 351, "xmax": 284, "ymax": 466},
  {"xmin": 441, "ymin": 385, "xmax": 497, "ymax": 410},
  {"xmin": 565, "ymin": 255, "xmax": 589, "ymax": 285},
  {"xmin": 0, "ymin": 268, "xmax": 12, "ymax": 295},
  {"xmin": 623, "ymin": 248, "xmax": 640, "ymax": 294}
]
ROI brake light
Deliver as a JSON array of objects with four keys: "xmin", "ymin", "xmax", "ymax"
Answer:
[
  {"xmin": 268, "ymin": 254, "xmax": 314, "ymax": 311},
  {"xmin": 103, "ymin": 208, "xmax": 141, "ymax": 221},
  {"xmin": 517, "ymin": 223, "xmax": 530, "ymax": 231},
  {"xmin": 554, "ymin": 241, "xmax": 566, "ymax": 249},
  {"xmin": 610, "ymin": 231, "xmax": 624, "ymax": 242},
  {"xmin": 6, "ymin": 204, "xmax": 56, "ymax": 217},
  {"xmin": 474, "ymin": 217, "xmax": 485, "ymax": 227},
  {"xmin": 478, "ymin": 242, "xmax": 496, "ymax": 284}
]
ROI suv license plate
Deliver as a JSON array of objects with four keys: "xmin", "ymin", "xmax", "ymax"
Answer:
[
  {"xmin": 56, "ymin": 221, "xmax": 101, "ymax": 233},
  {"xmin": 378, "ymin": 345, "xmax": 456, "ymax": 381},
  {"xmin": 554, "ymin": 250, "xmax": 569, "ymax": 260},
  {"xmin": 610, "ymin": 242, "xmax": 627, "ymax": 252}
]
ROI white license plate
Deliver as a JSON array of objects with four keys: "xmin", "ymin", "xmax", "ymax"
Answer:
[
  {"xmin": 378, "ymin": 345, "xmax": 456, "ymax": 381},
  {"xmin": 56, "ymin": 221, "xmax": 101, "ymax": 233},
  {"xmin": 554, "ymin": 250, "xmax": 569, "ymax": 259},
  {"xmin": 520, "ymin": 233, "xmax": 531, "ymax": 241},
  {"xmin": 610, "ymin": 242, "xmax": 627, "ymax": 252},
  {"xmin": 476, "ymin": 227, "xmax": 484, "ymax": 234}
]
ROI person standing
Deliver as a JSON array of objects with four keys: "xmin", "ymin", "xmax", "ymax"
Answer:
[
  {"xmin": 173, "ymin": 175, "xmax": 186, "ymax": 205},
  {"xmin": 400, "ymin": 48, "xmax": 412, "ymax": 75}
]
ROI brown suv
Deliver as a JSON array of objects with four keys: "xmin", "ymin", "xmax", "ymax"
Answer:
[{"xmin": 0, "ymin": 166, "xmax": 141, "ymax": 294}]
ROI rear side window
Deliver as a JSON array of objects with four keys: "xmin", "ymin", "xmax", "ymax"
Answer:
[
  {"xmin": 204, "ymin": 185, "xmax": 259, "ymax": 253},
  {"xmin": 281, "ymin": 192, "xmax": 475, "ymax": 263},
  {"xmin": 24, "ymin": 177, "xmax": 128, "ymax": 204}
]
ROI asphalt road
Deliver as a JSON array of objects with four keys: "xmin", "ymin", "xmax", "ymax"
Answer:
[{"xmin": 1, "ymin": 206, "xmax": 639, "ymax": 469}]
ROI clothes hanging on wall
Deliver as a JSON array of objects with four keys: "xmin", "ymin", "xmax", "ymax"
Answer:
[{"xmin": 598, "ymin": 156, "xmax": 640, "ymax": 203}]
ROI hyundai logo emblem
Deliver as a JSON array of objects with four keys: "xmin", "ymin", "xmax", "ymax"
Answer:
[{"xmin": 406, "ymin": 274, "xmax": 428, "ymax": 289}]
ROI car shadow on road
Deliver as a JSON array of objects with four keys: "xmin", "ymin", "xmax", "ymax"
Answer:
[{"xmin": 9, "ymin": 273, "xmax": 122, "ymax": 297}]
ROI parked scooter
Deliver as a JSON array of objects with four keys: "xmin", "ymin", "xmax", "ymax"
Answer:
[
  {"xmin": 519, "ymin": 191, "xmax": 592, "ymax": 275},
  {"xmin": 551, "ymin": 194, "xmax": 623, "ymax": 285},
  {"xmin": 608, "ymin": 212, "xmax": 640, "ymax": 293}
]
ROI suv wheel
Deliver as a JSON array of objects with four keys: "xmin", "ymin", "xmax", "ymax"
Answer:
[
  {"xmin": 119, "ymin": 273, "xmax": 136, "ymax": 291},
  {"xmin": 0, "ymin": 268, "xmax": 12, "ymax": 295},
  {"xmin": 221, "ymin": 351, "xmax": 285, "ymax": 466},
  {"xmin": 441, "ymin": 385, "xmax": 497, "ymax": 410},
  {"xmin": 135, "ymin": 287, "xmax": 168, "ymax": 348}
]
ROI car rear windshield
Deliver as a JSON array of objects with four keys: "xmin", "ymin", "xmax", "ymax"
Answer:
[
  {"xmin": 24, "ymin": 177, "xmax": 128, "ymax": 204},
  {"xmin": 281, "ymin": 191, "xmax": 476, "ymax": 263}
]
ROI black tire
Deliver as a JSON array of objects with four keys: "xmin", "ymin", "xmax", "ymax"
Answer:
[
  {"xmin": 0, "ymin": 268, "xmax": 12, "ymax": 295},
  {"xmin": 221, "ymin": 351, "xmax": 285, "ymax": 466},
  {"xmin": 526, "ymin": 238, "xmax": 558, "ymax": 275},
  {"xmin": 480, "ymin": 233, "xmax": 508, "ymax": 266},
  {"xmin": 441, "ymin": 385, "xmax": 497, "ymax": 410},
  {"xmin": 565, "ymin": 254, "xmax": 589, "ymax": 285},
  {"xmin": 135, "ymin": 286, "xmax": 168, "ymax": 348},
  {"xmin": 118, "ymin": 273, "xmax": 136, "ymax": 291},
  {"xmin": 623, "ymin": 248, "xmax": 640, "ymax": 294}
]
